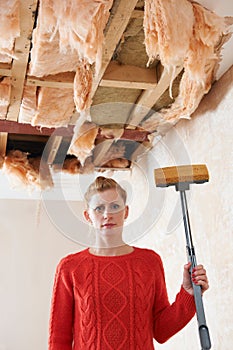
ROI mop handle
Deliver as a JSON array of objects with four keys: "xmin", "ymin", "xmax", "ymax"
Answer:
[{"xmin": 179, "ymin": 190, "xmax": 211, "ymax": 350}]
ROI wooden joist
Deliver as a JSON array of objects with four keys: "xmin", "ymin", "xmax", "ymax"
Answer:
[
  {"xmin": 130, "ymin": 142, "xmax": 151, "ymax": 162},
  {"xmin": 93, "ymin": 139, "xmax": 114, "ymax": 166},
  {"xmin": 100, "ymin": 61, "xmax": 157, "ymax": 89},
  {"xmin": 42, "ymin": 135, "xmax": 63, "ymax": 165},
  {"xmin": 97, "ymin": 128, "xmax": 149, "ymax": 142},
  {"xmin": 6, "ymin": 0, "xmax": 39, "ymax": 121},
  {"xmin": 0, "ymin": 119, "xmax": 150, "ymax": 141},
  {"xmin": 26, "ymin": 72, "xmax": 75, "ymax": 89},
  {"xmin": 126, "ymin": 64, "xmax": 183, "ymax": 127},
  {"xmin": 0, "ymin": 63, "xmax": 12, "ymax": 77},
  {"xmin": 91, "ymin": 0, "xmax": 139, "ymax": 96},
  {"xmin": 131, "ymin": 9, "xmax": 144, "ymax": 19},
  {"xmin": 27, "ymin": 61, "xmax": 157, "ymax": 90},
  {"xmin": 0, "ymin": 132, "xmax": 8, "ymax": 156},
  {"xmin": 0, "ymin": 120, "xmax": 73, "ymax": 137}
]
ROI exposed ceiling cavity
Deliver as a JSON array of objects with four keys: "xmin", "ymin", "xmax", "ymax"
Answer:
[{"xmin": 0, "ymin": 0, "xmax": 232, "ymax": 191}]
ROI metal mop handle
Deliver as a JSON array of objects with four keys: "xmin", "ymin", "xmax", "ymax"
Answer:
[
  {"xmin": 154, "ymin": 164, "xmax": 211, "ymax": 349},
  {"xmin": 179, "ymin": 188, "xmax": 211, "ymax": 350}
]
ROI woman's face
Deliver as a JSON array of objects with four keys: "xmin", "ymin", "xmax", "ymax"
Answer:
[{"xmin": 84, "ymin": 188, "xmax": 128, "ymax": 234}]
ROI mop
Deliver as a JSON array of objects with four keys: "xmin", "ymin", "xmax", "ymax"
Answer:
[{"xmin": 154, "ymin": 164, "xmax": 211, "ymax": 350}]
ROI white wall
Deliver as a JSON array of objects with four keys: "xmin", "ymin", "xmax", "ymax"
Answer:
[
  {"xmin": 141, "ymin": 66, "xmax": 233, "ymax": 349},
  {"xmin": 0, "ymin": 66, "xmax": 232, "ymax": 350},
  {"xmin": 0, "ymin": 199, "xmax": 82, "ymax": 350}
]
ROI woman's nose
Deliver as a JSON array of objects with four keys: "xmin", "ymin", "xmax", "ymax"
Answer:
[{"xmin": 103, "ymin": 208, "xmax": 112, "ymax": 218}]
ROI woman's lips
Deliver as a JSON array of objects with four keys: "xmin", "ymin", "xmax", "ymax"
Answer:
[{"xmin": 101, "ymin": 223, "xmax": 116, "ymax": 228}]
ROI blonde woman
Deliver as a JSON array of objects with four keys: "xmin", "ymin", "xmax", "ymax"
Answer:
[{"xmin": 49, "ymin": 176, "xmax": 209, "ymax": 349}]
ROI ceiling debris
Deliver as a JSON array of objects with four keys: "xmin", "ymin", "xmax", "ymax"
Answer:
[
  {"xmin": 53, "ymin": 156, "xmax": 95, "ymax": 175},
  {"xmin": 69, "ymin": 122, "xmax": 99, "ymax": 166},
  {"xmin": 0, "ymin": 0, "xmax": 232, "ymax": 191},
  {"xmin": 3, "ymin": 150, "xmax": 52, "ymax": 190}
]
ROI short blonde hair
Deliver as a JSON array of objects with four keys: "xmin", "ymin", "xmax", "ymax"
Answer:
[{"xmin": 84, "ymin": 176, "xmax": 127, "ymax": 205}]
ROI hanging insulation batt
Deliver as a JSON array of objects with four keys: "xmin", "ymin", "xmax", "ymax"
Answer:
[
  {"xmin": 0, "ymin": 0, "xmax": 20, "ymax": 63},
  {"xmin": 142, "ymin": 0, "xmax": 231, "ymax": 131},
  {"xmin": 19, "ymin": 85, "xmax": 75, "ymax": 127},
  {"xmin": 144, "ymin": 0, "xmax": 194, "ymax": 69},
  {"xmin": 68, "ymin": 122, "xmax": 99, "ymax": 165},
  {"xmin": 29, "ymin": 0, "xmax": 113, "ymax": 113}
]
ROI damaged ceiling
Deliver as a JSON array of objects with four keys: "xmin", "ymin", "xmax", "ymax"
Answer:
[{"xmin": 0, "ymin": 0, "xmax": 232, "ymax": 190}]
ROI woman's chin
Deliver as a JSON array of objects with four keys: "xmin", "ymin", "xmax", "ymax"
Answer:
[{"xmin": 99, "ymin": 226, "xmax": 122, "ymax": 235}]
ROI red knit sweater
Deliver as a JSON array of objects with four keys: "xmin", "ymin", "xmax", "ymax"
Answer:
[{"xmin": 49, "ymin": 247, "xmax": 196, "ymax": 350}]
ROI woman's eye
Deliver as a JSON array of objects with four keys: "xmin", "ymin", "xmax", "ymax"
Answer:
[
  {"xmin": 111, "ymin": 203, "xmax": 120, "ymax": 211},
  {"xmin": 95, "ymin": 205, "xmax": 105, "ymax": 213}
]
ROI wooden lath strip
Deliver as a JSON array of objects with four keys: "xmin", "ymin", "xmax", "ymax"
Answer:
[
  {"xmin": 93, "ymin": 139, "xmax": 114, "ymax": 167},
  {"xmin": 26, "ymin": 62, "xmax": 157, "ymax": 90},
  {"xmin": 6, "ymin": 0, "xmax": 38, "ymax": 121},
  {"xmin": 38, "ymin": 158, "xmax": 54, "ymax": 189},
  {"xmin": 131, "ymin": 9, "xmax": 144, "ymax": 19},
  {"xmin": 100, "ymin": 61, "xmax": 157, "ymax": 89},
  {"xmin": 26, "ymin": 72, "xmax": 75, "ymax": 89},
  {"xmin": 126, "ymin": 64, "xmax": 183, "ymax": 127},
  {"xmin": 42, "ymin": 135, "xmax": 63, "ymax": 165},
  {"xmin": 0, "ymin": 132, "xmax": 8, "ymax": 156},
  {"xmin": 0, "ymin": 63, "xmax": 12, "ymax": 77},
  {"xmin": 91, "ymin": 0, "xmax": 139, "ymax": 97},
  {"xmin": 130, "ymin": 142, "xmax": 151, "ymax": 162}
]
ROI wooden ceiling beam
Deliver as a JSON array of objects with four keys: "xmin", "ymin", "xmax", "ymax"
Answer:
[
  {"xmin": 26, "ymin": 61, "xmax": 157, "ymax": 90},
  {"xmin": 6, "ymin": 0, "xmax": 39, "ymax": 122},
  {"xmin": 0, "ymin": 119, "xmax": 150, "ymax": 141},
  {"xmin": 42, "ymin": 135, "xmax": 63, "ymax": 165},
  {"xmin": 130, "ymin": 142, "xmax": 151, "ymax": 162},
  {"xmin": 91, "ymin": 0, "xmax": 139, "ymax": 97},
  {"xmin": 98, "ymin": 129, "xmax": 149, "ymax": 142},
  {"xmin": 131, "ymin": 9, "xmax": 144, "ymax": 19},
  {"xmin": 100, "ymin": 61, "xmax": 157, "ymax": 89},
  {"xmin": 0, "ymin": 132, "xmax": 8, "ymax": 157},
  {"xmin": 93, "ymin": 139, "xmax": 114, "ymax": 167},
  {"xmin": 0, "ymin": 120, "xmax": 73, "ymax": 137},
  {"xmin": 26, "ymin": 72, "xmax": 75, "ymax": 89},
  {"xmin": 126, "ymin": 64, "xmax": 183, "ymax": 128},
  {"xmin": 0, "ymin": 63, "xmax": 12, "ymax": 77}
]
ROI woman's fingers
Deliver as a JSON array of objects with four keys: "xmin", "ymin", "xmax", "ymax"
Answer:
[{"xmin": 191, "ymin": 264, "xmax": 209, "ymax": 293}]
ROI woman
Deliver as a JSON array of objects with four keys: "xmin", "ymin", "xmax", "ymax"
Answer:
[{"xmin": 49, "ymin": 176, "xmax": 209, "ymax": 349}]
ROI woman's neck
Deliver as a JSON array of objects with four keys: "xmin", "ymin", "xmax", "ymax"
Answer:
[{"xmin": 89, "ymin": 244, "xmax": 134, "ymax": 256}]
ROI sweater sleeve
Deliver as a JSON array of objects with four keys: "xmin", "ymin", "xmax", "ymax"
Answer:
[
  {"xmin": 48, "ymin": 258, "xmax": 74, "ymax": 350},
  {"xmin": 153, "ymin": 256, "xmax": 196, "ymax": 344}
]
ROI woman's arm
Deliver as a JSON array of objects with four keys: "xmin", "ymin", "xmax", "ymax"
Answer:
[
  {"xmin": 153, "ymin": 258, "xmax": 209, "ymax": 344},
  {"xmin": 48, "ymin": 259, "xmax": 74, "ymax": 350}
]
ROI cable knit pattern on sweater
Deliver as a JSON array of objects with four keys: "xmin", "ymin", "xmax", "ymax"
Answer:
[{"xmin": 49, "ymin": 247, "xmax": 196, "ymax": 350}]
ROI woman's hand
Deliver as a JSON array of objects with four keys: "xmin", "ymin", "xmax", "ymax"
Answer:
[{"xmin": 182, "ymin": 262, "xmax": 209, "ymax": 296}]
